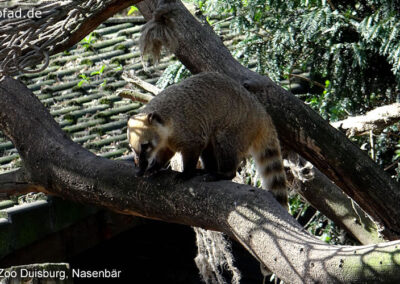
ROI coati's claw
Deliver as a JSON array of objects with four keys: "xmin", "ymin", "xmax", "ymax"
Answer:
[
  {"xmin": 201, "ymin": 173, "xmax": 219, "ymax": 182},
  {"xmin": 174, "ymin": 172, "xmax": 195, "ymax": 182}
]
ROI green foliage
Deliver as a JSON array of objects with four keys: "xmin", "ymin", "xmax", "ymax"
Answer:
[
  {"xmin": 396, "ymin": 144, "xmax": 400, "ymax": 159},
  {"xmin": 287, "ymin": 194, "xmax": 355, "ymax": 245},
  {"xmin": 306, "ymin": 79, "xmax": 351, "ymax": 120},
  {"xmin": 289, "ymin": 194, "xmax": 309, "ymax": 217},
  {"xmin": 156, "ymin": 62, "xmax": 191, "ymax": 89},
  {"xmin": 127, "ymin": 5, "xmax": 138, "ymax": 15},
  {"xmin": 77, "ymin": 65, "xmax": 107, "ymax": 88},
  {"xmin": 90, "ymin": 64, "xmax": 106, "ymax": 76},
  {"xmin": 77, "ymin": 74, "xmax": 90, "ymax": 87},
  {"xmin": 80, "ymin": 33, "xmax": 96, "ymax": 51},
  {"xmin": 375, "ymin": 124, "xmax": 400, "ymax": 181},
  {"xmin": 197, "ymin": 0, "xmax": 400, "ymax": 118}
]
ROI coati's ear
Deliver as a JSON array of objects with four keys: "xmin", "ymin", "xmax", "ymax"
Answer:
[{"xmin": 147, "ymin": 112, "xmax": 163, "ymax": 125}]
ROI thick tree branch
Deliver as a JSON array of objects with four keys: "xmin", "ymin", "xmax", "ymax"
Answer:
[
  {"xmin": 137, "ymin": 0, "xmax": 400, "ymax": 239},
  {"xmin": 1, "ymin": 76, "xmax": 400, "ymax": 283},
  {"xmin": 332, "ymin": 103, "xmax": 400, "ymax": 136}
]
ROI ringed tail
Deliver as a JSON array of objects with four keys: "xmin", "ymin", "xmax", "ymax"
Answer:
[{"xmin": 255, "ymin": 144, "xmax": 288, "ymax": 210}]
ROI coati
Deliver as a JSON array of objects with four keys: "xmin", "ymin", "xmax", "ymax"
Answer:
[{"xmin": 127, "ymin": 72, "xmax": 288, "ymax": 209}]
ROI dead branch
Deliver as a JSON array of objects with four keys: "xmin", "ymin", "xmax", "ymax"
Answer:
[
  {"xmin": 117, "ymin": 89, "xmax": 153, "ymax": 103},
  {"xmin": 122, "ymin": 71, "xmax": 161, "ymax": 95},
  {"xmin": 332, "ymin": 103, "xmax": 400, "ymax": 136},
  {"xmin": 289, "ymin": 74, "xmax": 325, "ymax": 89}
]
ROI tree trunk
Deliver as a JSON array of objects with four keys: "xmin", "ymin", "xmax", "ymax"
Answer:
[
  {"xmin": 137, "ymin": 0, "xmax": 400, "ymax": 240},
  {"xmin": 1, "ymin": 76, "xmax": 400, "ymax": 283}
]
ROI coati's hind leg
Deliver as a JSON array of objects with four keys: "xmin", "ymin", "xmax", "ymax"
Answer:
[
  {"xmin": 200, "ymin": 140, "xmax": 218, "ymax": 173},
  {"xmin": 203, "ymin": 133, "xmax": 239, "ymax": 181}
]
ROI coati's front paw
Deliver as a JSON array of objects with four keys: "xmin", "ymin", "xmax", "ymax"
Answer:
[
  {"xmin": 202, "ymin": 172, "xmax": 236, "ymax": 182},
  {"xmin": 135, "ymin": 167, "xmax": 166, "ymax": 178},
  {"xmin": 201, "ymin": 173, "xmax": 220, "ymax": 182},
  {"xmin": 174, "ymin": 169, "xmax": 208, "ymax": 181},
  {"xmin": 135, "ymin": 168, "xmax": 145, "ymax": 177},
  {"xmin": 174, "ymin": 171, "xmax": 196, "ymax": 182},
  {"xmin": 145, "ymin": 168, "xmax": 161, "ymax": 177}
]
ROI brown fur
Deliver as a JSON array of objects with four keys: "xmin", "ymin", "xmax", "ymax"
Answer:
[
  {"xmin": 139, "ymin": 3, "xmax": 179, "ymax": 64},
  {"xmin": 127, "ymin": 72, "xmax": 288, "ymax": 209}
]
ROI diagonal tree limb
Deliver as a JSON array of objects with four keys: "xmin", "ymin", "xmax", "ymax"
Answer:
[
  {"xmin": 285, "ymin": 153, "xmax": 384, "ymax": 245},
  {"xmin": 122, "ymin": 71, "xmax": 161, "ymax": 95}
]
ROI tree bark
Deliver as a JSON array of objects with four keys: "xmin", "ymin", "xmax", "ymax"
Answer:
[
  {"xmin": 136, "ymin": 0, "xmax": 400, "ymax": 239},
  {"xmin": 285, "ymin": 153, "xmax": 384, "ymax": 245},
  {"xmin": 1, "ymin": 76, "xmax": 400, "ymax": 283}
]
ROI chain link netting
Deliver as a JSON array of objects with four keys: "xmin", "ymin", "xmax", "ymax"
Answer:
[{"xmin": 0, "ymin": 0, "xmax": 115, "ymax": 78}]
